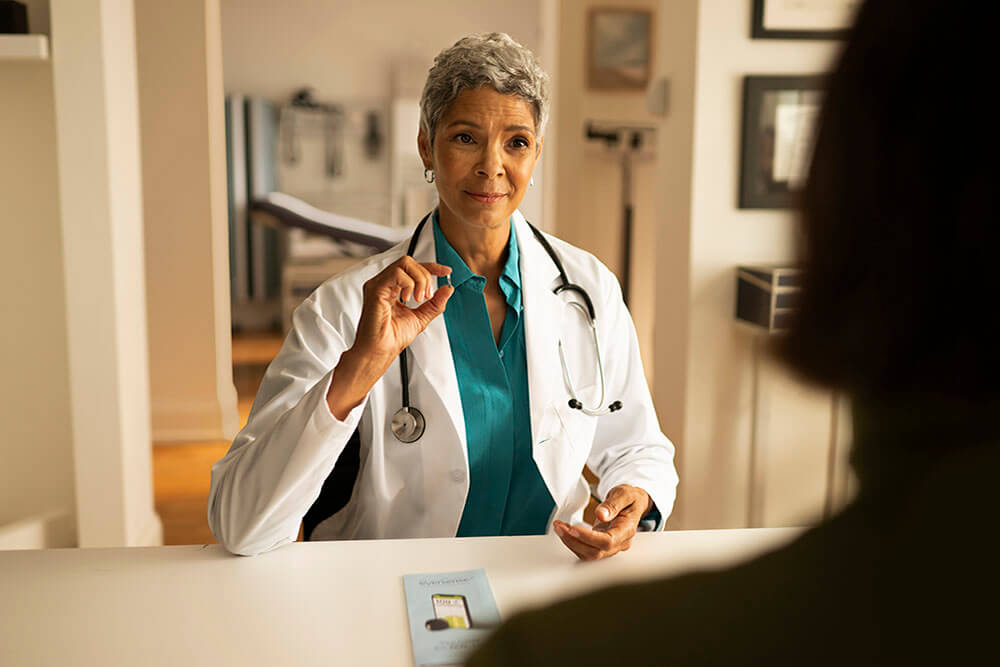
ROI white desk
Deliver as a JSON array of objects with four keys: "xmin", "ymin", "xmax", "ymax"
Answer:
[{"xmin": 0, "ymin": 529, "xmax": 798, "ymax": 666}]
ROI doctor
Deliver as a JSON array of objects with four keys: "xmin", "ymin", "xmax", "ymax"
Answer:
[{"xmin": 209, "ymin": 32, "xmax": 677, "ymax": 559}]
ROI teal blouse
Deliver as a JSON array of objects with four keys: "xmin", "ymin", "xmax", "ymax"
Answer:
[{"xmin": 433, "ymin": 214, "xmax": 555, "ymax": 536}]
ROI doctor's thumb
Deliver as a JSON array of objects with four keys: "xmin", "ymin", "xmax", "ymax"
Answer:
[
  {"xmin": 595, "ymin": 486, "xmax": 630, "ymax": 522},
  {"xmin": 413, "ymin": 284, "xmax": 454, "ymax": 328},
  {"xmin": 595, "ymin": 501, "xmax": 619, "ymax": 523}
]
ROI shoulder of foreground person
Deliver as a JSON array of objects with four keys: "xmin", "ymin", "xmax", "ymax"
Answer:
[{"xmin": 467, "ymin": 507, "xmax": 878, "ymax": 667}]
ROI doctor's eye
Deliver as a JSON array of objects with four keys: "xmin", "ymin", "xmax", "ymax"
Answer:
[
  {"xmin": 454, "ymin": 133, "xmax": 475, "ymax": 145},
  {"xmin": 509, "ymin": 136, "xmax": 530, "ymax": 149}
]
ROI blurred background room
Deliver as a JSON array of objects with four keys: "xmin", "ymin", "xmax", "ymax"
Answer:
[{"xmin": 0, "ymin": 0, "xmax": 859, "ymax": 549}]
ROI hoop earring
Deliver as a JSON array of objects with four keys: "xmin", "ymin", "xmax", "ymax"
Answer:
[
  {"xmin": 530, "ymin": 177, "xmax": 534, "ymax": 188},
  {"xmin": 424, "ymin": 169, "xmax": 435, "ymax": 184}
]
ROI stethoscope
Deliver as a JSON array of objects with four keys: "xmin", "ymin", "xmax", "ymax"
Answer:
[{"xmin": 390, "ymin": 212, "xmax": 623, "ymax": 443}]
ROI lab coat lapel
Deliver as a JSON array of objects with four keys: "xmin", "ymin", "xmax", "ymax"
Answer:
[
  {"xmin": 515, "ymin": 213, "xmax": 563, "ymax": 451},
  {"xmin": 405, "ymin": 214, "xmax": 468, "ymax": 461}
]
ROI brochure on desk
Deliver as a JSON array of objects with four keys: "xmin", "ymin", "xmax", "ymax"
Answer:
[{"xmin": 403, "ymin": 568, "xmax": 501, "ymax": 667}]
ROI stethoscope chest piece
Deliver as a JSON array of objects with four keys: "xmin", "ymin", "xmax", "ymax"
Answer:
[{"xmin": 391, "ymin": 406, "xmax": 425, "ymax": 443}]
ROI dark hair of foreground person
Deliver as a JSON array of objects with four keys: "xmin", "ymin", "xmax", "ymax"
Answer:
[{"xmin": 466, "ymin": 0, "xmax": 998, "ymax": 664}]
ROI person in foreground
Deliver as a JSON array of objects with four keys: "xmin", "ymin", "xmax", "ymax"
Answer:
[
  {"xmin": 208, "ymin": 33, "xmax": 677, "ymax": 558},
  {"xmin": 467, "ymin": 0, "xmax": 997, "ymax": 664}
]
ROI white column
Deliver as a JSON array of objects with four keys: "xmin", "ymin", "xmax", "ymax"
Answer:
[
  {"xmin": 651, "ymin": 0, "xmax": 698, "ymax": 529},
  {"xmin": 135, "ymin": 0, "xmax": 239, "ymax": 442},
  {"xmin": 50, "ymin": 0, "xmax": 162, "ymax": 547}
]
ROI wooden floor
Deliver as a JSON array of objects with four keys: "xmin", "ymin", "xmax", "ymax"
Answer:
[
  {"xmin": 153, "ymin": 439, "xmax": 233, "ymax": 545},
  {"xmin": 152, "ymin": 331, "xmax": 282, "ymax": 545}
]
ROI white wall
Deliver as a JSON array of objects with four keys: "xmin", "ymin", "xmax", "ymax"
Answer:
[
  {"xmin": 654, "ymin": 0, "xmax": 845, "ymax": 529},
  {"xmin": 219, "ymin": 0, "xmax": 546, "ymax": 226},
  {"xmin": 220, "ymin": 0, "xmax": 541, "ymax": 103},
  {"xmin": 0, "ymin": 59, "xmax": 77, "ymax": 547},
  {"xmin": 553, "ymin": 0, "xmax": 661, "ymax": 384}
]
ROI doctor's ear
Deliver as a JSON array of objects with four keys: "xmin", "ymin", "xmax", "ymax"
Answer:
[{"xmin": 417, "ymin": 129, "xmax": 432, "ymax": 169}]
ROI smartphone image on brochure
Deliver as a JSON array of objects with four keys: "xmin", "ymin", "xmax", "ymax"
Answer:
[{"xmin": 431, "ymin": 594, "xmax": 472, "ymax": 629}]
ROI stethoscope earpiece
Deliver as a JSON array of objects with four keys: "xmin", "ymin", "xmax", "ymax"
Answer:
[{"xmin": 568, "ymin": 398, "xmax": 624, "ymax": 414}]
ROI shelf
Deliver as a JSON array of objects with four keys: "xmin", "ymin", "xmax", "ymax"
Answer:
[{"xmin": 0, "ymin": 34, "xmax": 49, "ymax": 61}]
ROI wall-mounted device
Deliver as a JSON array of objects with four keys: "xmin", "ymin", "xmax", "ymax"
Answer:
[
  {"xmin": 0, "ymin": 1, "xmax": 28, "ymax": 33},
  {"xmin": 281, "ymin": 88, "xmax": 344, "ymax": 177},
  {"xmin": 735, "ymin": 264, "xmax": 802, "ymax": 333},
  {"xmin": 583, "ymin": 121, "xmax": 657, "ymax": 307}
]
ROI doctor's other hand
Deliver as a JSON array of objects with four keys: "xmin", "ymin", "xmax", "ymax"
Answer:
[
  {"xmin": 327, "ymin": 257, "xmax": 454, "ymax": 420},
  {"xmin": 552, "ymin": 485, "xmax": 652, "ymax": 561}
]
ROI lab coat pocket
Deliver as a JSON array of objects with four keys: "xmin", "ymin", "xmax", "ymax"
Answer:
[
  {"xmin": 534, "ymin": 389, "xmax": 598, "ymax": 513},
  {"xmin": 553, "ymin": 384, "xmax": 600, "ymax": 452},
  {"xmin": 534, "ymin": 403, "xmax": 563, "ymax": 448}
]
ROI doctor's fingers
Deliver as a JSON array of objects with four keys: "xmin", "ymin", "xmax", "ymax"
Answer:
[
  {"xmin": 365, "ymin": 258, "xmax": 450, "ymax": 304},
  {"xmin": 393, "ymin": 257, "xmax": 452, "ymax": 302},
  {"xmin": 410, "ymin": 261, "xmax": 453, "ymax": 300},
  {"xmin": 553, "ymin": 523, "xmax": 620, "ymax": 561},
  {"xmin": 563, "ymin": 511, "xmax": 639, "ymax": 552},
  {"xmin": 375, "ymin": 264, "xmax": 420, "ymax": 303}
]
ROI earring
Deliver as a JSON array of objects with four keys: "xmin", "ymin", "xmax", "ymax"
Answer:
[
  {"xmin": 424, "ymin": 169, "xmax": 435, "ymax": 184},
  {"xmin": 529, "ymin": 177, "xmax": 534, "ymax": 188}
]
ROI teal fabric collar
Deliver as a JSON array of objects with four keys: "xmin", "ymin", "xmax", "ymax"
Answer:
[
  {"xmin": 499, "ymin": 222, "xmax": 522, "ymax": 313},
  {"xmin": 432, "ymin": 211, "xmax": 475, "ymax": 288},
  {"xmin": 432, "ymin": 211, "xmax": 521, "ymax": 311},
  {"xmin": 500, "ymin": 222, "xmax": 521, "ymax": 287}
]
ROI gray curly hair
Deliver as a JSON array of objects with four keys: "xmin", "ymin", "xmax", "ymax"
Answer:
[{"xmin": 419, "ymin": 32, "xmax": 550, "ymax": 146}]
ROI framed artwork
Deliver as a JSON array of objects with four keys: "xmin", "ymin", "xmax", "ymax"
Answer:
[
  {"xmin": 751, "ymin": 0, "xmax": 860, "ymax": 40},
  {"xmin": 587, "ymin": 8, "xmax": 652, "ymax": 90},
  {"xmin": 739, "ymin": 75, "xmax": 823, "ymax": 209}
]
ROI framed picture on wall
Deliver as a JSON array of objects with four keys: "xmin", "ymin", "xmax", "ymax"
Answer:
[
  {"xmin": 751, "ymin": 0, "xmax": 860, "ymax": 39},
  {"xmin": 587, "ymin": 8, "xmax": 653, "ymax": 90},
  {"xmin": 739, "ymin": 75, "xmax": 823, "ymax": 210}
]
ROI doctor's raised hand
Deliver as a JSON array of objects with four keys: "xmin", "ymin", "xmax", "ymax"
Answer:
[{"xmin": 326, "ymin": 258, "xmax": 454, "ymax": 420}]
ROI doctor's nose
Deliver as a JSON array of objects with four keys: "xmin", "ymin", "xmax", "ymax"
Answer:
[{"xmin": 475, "ymin": 148, "xmax": 505, "ymax": 179}]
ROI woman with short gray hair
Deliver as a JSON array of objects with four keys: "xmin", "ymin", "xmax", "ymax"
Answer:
[
  {"xmin": 209, "ymin": 33, "xmax": 677, "ymax": 560},
  {"xmin": 420, "ymin": 32, "xmax": 550, "ymax": 145}
]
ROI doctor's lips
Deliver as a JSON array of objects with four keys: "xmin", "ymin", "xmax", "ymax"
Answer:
[{"xmin": 464, "ymin": 191, "xmax": 508, "ymax": 204}]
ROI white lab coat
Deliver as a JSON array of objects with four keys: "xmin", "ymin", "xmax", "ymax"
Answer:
[{"xmin": 209, "ymin": 211, "xmax": 678, "ymax": 556}]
